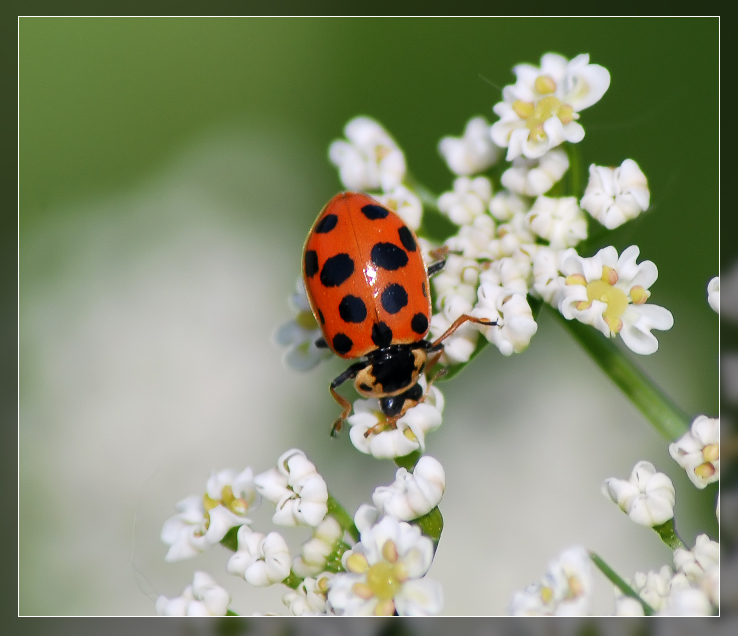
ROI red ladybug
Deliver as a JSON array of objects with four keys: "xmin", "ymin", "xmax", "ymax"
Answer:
[{"xmin": 303, "ymin": 192, "xmax": 494, "ymax": 436}]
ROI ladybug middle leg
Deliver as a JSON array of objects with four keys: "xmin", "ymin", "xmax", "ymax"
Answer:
[{"xmin": 328, "ymin": 360, "xmax": 368, "ymax": 437}]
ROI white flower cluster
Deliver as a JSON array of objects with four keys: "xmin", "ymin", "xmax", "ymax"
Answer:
[
  {"xmin": 328, "ymin": 116, "xmax": 422, "ymax": 230},
  {"xmin": 598, "ymin": 415, "xmax": 720, "ymax": 616},
  {"xmin": 669, "ymin": 415, "xmax": 719, "ymax": 489},
  {"xmin": 509, "ymin": 546, "xmax": 594, "ymax": 616},
  {"xmin": 427, "ymin": 53, "xmax": 662, "ymax": 360},
  {"xmin": 158, "ymin": 448, "xmax": 447, "ymax": 616},
  {"xmin": 613, "ymin": 533, "xmax": 719, "ymax": 616}
]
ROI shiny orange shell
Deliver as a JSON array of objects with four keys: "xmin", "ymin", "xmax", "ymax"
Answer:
[{"xmin": 302, "ymin": 192, "xmax": 431, "ymax": 359}]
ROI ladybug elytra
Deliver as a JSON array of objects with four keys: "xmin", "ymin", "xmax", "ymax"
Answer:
[{"xmin": 302, "ymin": 192, "xmax": 494, "ymax": 437}]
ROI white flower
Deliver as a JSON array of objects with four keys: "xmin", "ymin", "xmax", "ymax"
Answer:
[
  {"xmin": 580, "ymin": 159, "xmax": 650, "ymax": 229},
  {"xmin": 489, "ymin": 189, "xmax": 530, "ymax": 222},
  {"xmin": 327, "ymin": 516, "xmax": 443, "ymax": 616},
  {"xmin": 439, "ymin": 116, "xmax": 500, "ymax": 175},
  {"xmin": 431, "ymin": 254, "xmax": 480, "ymax": 310},
  {"xmin": 487, "ymin": 192, "xmax": 536, "ymax": 259},
  {"xmin": 161, "ymin": 467, "xmax": 258, "ymax": 562},
  {"xmin": 429, "ymin": 256, "xmax": 482, "ymax": 364},
  {"xmin": 501, "ymin": 148, "xmax": 569, "ymax": 196},
  {"xmin": 374, "ymin": 184, "xmax": 423, "ymax": 230},
  {"xmin": 526, "ymin": 195, "xmax": 587, "ymax": 249},
  {"xmin": 532, "ymin": 246, "xmax": 565, "ymax": 303},
  {"xmin": 626, "ymin": 565, "xmax": 674, "ymax": 612},
  {"xmin": 372, "ymin": 455, "xmax": 445, "ymax": 521},
  {"xmin": 602, "ymin": 460, "xmax": 675, "ymax": 527},
  {"xmin": 156, "ymin": 571, "xmax": 230, "ymax": 616},
  {"xmin": 557, "ymin": 245, "xmax": 674, "ymax": 355},
  {"xmin": 328, "ymin": 116, "xmax": 406, "ymax": 192},
  {"xmin": 292, "ymin": 515, "xmax": 344, "ymax": 578},
  {"xmin": 274, "ymin": 278, "xmax": 332, "ymax": 371},
  {"xmin": 491, "ymin": 53, "xmax": 610, "ymax": 160},
  {"xmin": 254, "ymin": 449, "xmax": 328, "ymax": 527},
  {"xmin": 444, "ymin": 214, "xmax": 496, "ymax": 259},
  {"xmin": 283, "ymin": 573, "xmax": 333, "ymax": 616},
  {"xmin": 673, "ymin": 534, "xmax": 719, "ymax": 585},
  {"xmin": 707, "ymin": 276, "xmax": 719, "ymax": 313},
  {"xmin": 613, "ymin": 594, "xmax": 645, "ymax": 616},
  {"xmin": 669, "ymin": 415, "xmax": 719, "ymax": 489},
  {"xmin": 659, "ymin": 587, "xmax": 713, "ymax": 616},
  {"xmin": 347, "ymin": 384, "xmax": 444, "ymax": 459},
  {"xmin": 437, "ymin": 176, "xmax": 493, "ymax": 226},
  {"xmin": 473, "ymin": 279, "xmax": 538, "ymax": 355},
  {"xmin": 509, "ymin": 545, "xmax": 594, "ymax": 616},
  {"xmin": 227, "ymin": 527, "xmax": 292, "ymax": 586}
]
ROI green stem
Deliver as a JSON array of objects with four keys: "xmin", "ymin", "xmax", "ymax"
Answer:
[
  {"xmin": 653, "ymin": 519, "xmax": 687, "ymax": 550},
  {"xmin": 589, "ymin": 551, "xmax": 655, "ymax": 616},
  {"xmin": 551, "ymin": 307, "xmax": 690, "ymax": 440},
  {"xmin": 415, "ymin": 507, "xmax": 444, "ymax": 546},
  {"xmin": 394, "ymin": 450, "xmax": 422, "ymax": 472},
  {"xmin": 405, "ymin": 173, "xmax": 440, "ymax": 211},
  {"xmin": 282, "ymin": 571, "xmax": 303, "ymax": 590},
  {"xmin": 565, "ymin": 142, "xmax": 584, "ymax": 198},
  {"xmin": 327, "ymin": 493, "xmax": 360, "ymax": 543}
]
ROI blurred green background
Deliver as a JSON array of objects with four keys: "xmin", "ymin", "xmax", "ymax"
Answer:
[{"xmin": 20, "ymin": 18, "xmax": 718, "ymax": 615}]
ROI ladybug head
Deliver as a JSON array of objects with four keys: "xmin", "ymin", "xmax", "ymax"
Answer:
[{"xmin": 353, "ymin": 344, "xmax": 427, "ymax": 399}]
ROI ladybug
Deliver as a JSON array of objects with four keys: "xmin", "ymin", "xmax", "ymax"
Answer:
[{"xmin": 303, "ymin": 192, "xmax": 494, "ymax": 437}]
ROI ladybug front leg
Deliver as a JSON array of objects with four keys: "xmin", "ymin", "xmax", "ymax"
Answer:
[
  {"xmin": 429, "ymin": 314, "xmax": 497, "ymax": 350},
  {"xmin": 328, "ymin": 361, "xmax": 367, "ymax": 437}
]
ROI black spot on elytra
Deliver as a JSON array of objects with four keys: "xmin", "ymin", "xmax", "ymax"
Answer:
[
  {"xmin": 304, "ymin": 250, "xmax": 319, "ymax": 278},
  {"xmin": 320, "ymin": 253, "xmax": 354, "ymax": 287},
  {"xmin": 361, "ymin": 204, "xmax": 389, "ymax": 220},
  {"xmin": 411, "ymin": 313, "xmax": 428, "ymax": 335},
  {"xmin": 371, "ymin": 321, "xmax": 393, "ymax": 348},
  {"xmin": 315, "ymin": 214, "xmax": 338, "ymax": 233},
  {"xmin": 332, "ymin": 333, "xmax": 353, "ymax": 355},
  {"xmin": 339, "ymin": 295, "xmax": 367, "ymax": 323},
  {"xmin": 318, "ymin": 309, "xmax": 325, "ymax": 325},
  {"xmin": 381, "ymin": 283, "xmax": 408, "ymax": 315},
  {"xmin": 398, "ymin": 226, "xmax": 417, "ymax": 252},
  {"xmin": 371, "ymin": 242, "xmax": 408, "ymax": 271}
]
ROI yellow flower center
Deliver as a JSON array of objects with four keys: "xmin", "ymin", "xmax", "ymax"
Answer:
[
  {"xmin": 703, "ymin": 443, "xmax": 719, "ymax": 463},
  {"xmin": 540, "ymin": 586, "xmax": 554, "ymax": 604},
  {"xmin": 566, "ymin": 266, "xmax": 649, "ymax": 335},
  {"xmin": 511, "ymin": 80, "xmax": 577, "ymax": 145},
  {"xmin": 365, "ymin": 559, "xmax": 407, "ymax": 601},
  {"xmin": 200, "ymin": 485, "xmax": 249, "ymax": 529},
  {"xmin": 695, "ymin": 462, "xmax": 716, "ymax": 479}
]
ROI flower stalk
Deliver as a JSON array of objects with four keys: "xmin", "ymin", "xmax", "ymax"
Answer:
[
  {"xmin": 652, "ymin": 519, "xmax": 687, "ymax": 551},
  {"xmin": 327, "ymin": 493, "xmax": 360, "ymax": 543},
  {"xmin": 589, "ymin": 551, "xmax": 655, "ymax": 616}
]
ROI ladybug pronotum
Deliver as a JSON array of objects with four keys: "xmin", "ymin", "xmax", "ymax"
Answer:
[{"xmin": 302, "ymin": 192, "xmax": 494, "ymax": 437}]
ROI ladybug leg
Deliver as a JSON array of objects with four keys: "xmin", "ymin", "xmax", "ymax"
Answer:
[
  {"xmin": 314, "ymin": 337, "xmax": 328, "ymax": 349},
  {"xmin": 429, "ymin": 314, "xmax": 497, "ymax": 350},
  {"xmin": 329, "ymin": 361, "xmax": 367, "ymax": 437},
  {"xmin": 427, "ymin": 259, "xmax": 446, "ymax": 277}
]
